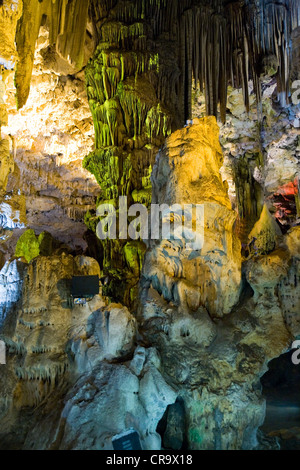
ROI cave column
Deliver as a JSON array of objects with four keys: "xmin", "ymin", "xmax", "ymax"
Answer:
[{"xmin": 84, "ymin": 1, "xmax": 184, "ymax": 303}]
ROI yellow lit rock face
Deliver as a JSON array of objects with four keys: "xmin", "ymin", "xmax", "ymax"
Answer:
[
  {"xmin": 152, "ymin": 117, "xmax": 231, "ymax": 209},
  {"xmin": 0, "ymin": 1, "xmax": 21, "ymax": 196},
  {"xmin": 0, "ymin": 138, "xmax": 13, "ymax": 192},
  {"xmin": 145, "ymin": 116, "xmax": 242, "ymax": 318},
  {"xmin": 0, "ymin": 0, "xmax": 22, "ymax": 64},
  {"xmin": 15, "ymin": 0, "xmax": 90, "ymax": 109},
  {"xmin": 0, "ymin": 24, "xmax": 98, "ymax": 255}
]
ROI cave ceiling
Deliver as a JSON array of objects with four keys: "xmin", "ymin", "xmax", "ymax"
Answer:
[{"xmin": 12, "ymin": 0, "xmax": 300, "ymax": 122}]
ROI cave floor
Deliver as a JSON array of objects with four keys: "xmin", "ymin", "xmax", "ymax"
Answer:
[{"xmin": 260, "ymin": 399, "xmax": 300, "ymax": 450}]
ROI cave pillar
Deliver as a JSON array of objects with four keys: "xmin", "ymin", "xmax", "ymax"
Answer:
[{"xmin": 84, "ymin": 1, "xmax": 184, "ymax": 303}]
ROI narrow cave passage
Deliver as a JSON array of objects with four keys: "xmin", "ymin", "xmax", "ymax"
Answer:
[
  {"xmin": 156, "ymin": 397, "xmax": 188, "ymax": 451},
  {"xmin": 260, "ymin": 350, "xmax": 300, "ymax": 449}
]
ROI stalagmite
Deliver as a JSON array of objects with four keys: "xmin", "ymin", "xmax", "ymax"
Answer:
[{"xmin": 0, "ymin": 0, "xmax": 299, "ymax": 452}]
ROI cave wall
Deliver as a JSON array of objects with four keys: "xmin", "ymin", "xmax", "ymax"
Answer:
[
  {"xmin": 2, "ymin": 0, "xmax": 299, "ymax": 304},
  {"xmin": 81, "ymin": 0, "xmax": 300, "ymax": 304},
  {"xmin": 0, "ymin": 25, "xmax": 100, "ymax": 263},
  {"xmin": 0, "ymin": 0, "xmax": 299, "ymax": 451},
  {"xmin": 0, "ymin": 117, "xmax": 298, "ymax": 450}
]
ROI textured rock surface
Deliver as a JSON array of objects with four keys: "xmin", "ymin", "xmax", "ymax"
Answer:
[
  {"xmin": 0, "ymin": 0, "xmax": 22, "ymax": 64},
  {"xmin": 0, "ymin": 253, "xmax": 177, "ymax": 450},
  {"xmin": 138, "ymin": 118, "xmax": 297, "ymax": 450},
  {"xmin": 0, "ymin": 254, "xmax": 104, "ymax": 446},
  {"xmin": 193, "ymin": 75, "xmax": 300, "ymax": 239},
  {"xmin": 279, "ymin": 226, "xmax": 300, "ymax": 338},
  {"xmin": 21, "ymin": 347, "xmax": 176, "ymax": 451},
  {"xmin": 0, "ymin": 26, "xmax": 99, "ymax": 257},
  {"xmin": 0, "ymin": 138, "xmax": 14, "ymax": 192},
  {"xmin": 82, "ymin": 1, "xmax": 183, "ymax": 302},
  {"xmin": 144, "ymin": 117, "xmax": 242, "ymax": 318},
  {"xmin": 15, "ymin": 0, "xmax": 91, "ymax": 109},
  {"xmin": 0, "ymin": 0, "xmax": 299, "ymax": 453}
]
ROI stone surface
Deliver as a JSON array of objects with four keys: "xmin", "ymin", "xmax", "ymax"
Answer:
[
  {"xmin": 248, "ymin": 204, "xmax": 283, "ymax": 255},
  {"xmin": 0, "ymin": 252, "xmax": 178, "ymax": 451},
  {"xmin": 0, "ymin": 0, "xmax": 22, "ymax": 64},
  {"xmin": 72, "ymin": 303, "xmax": 137, "ymax": 372},
  {"xmin": 143, "ymin": 117, "xmax": 242, "ymax": 319},
  {"xmin": 0, "ymin": 259, "xmax": 24, "ymax": 328},
  {"xmin": 137, "ymin": 117, "xmax": 297, "ymax": 450},
  {"xmin": 0, "ymin": 26, "xmax": 99, "ymax": 255},
  {"xmin": 0, "ymin": 254, "xmax": 103, "ymax": 445},
  {"xmin": 22, "ymin": 348, "xmax": 176, "ymax": 451},
  {"xmin": 15, "ymin": 0, "xmax": 91, "ymax": 109},
  {"xmin": 0, "ymin": 138, "xmax": 13, "ymax": 192},
  {"xmin": 0, "ymin": 0, "xmax": 299, "ymax": 452},
  {"xmin": 193, "ymin": 74, "xmax": 300, "ymax": 239}
]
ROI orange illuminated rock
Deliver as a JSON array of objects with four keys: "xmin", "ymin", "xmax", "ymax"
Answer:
[{"xmin": 144, "ymin": 116, "xmax": 242, "ymax": 318}]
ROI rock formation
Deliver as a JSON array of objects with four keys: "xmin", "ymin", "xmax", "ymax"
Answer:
[
  {"xmin": 0, "ymin": 253, "xmax": 177, "ymax": 450},
  {"xmin": 0, "ymin": 24, "xmax": 99, "ymax": 261},
  {"xmin": 0, "ymin": 0, "xmax": 299, "ymax": 452},
  {"xmin": 138, "ymin": 117, "xmax": 296, "ymax": 450},
  {"xmin": 143, "ymin": 117, "xmax": 242, "ymax": 318}
]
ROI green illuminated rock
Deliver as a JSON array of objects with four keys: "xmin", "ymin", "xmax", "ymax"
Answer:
[
  {"xmin": 83, "ymin": 2, "xmax": 184, "ymax": 304},
  {"xmin": 15, "ymin": 230, "xmax": 58, "ymax": 263},
  {"xmin": 15, "ymin": 230, "xmax": 40, "ymax": 263}
]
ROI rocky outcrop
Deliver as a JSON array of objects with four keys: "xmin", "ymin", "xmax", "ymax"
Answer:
[
  {"xmin": 22, "ymin": 346, "xmax": 176, "ymax": 450},
  {"xmin": 0, "ymin": 26, "xmax": 99, "ymax": 256},
  {"xmin": 0, "ymin": 254, "xmax": 103, "ymax": 446},
  {"xmin": 137, "ymin": 117, "xmax": 296, "ymax": 450},
  {"xmin": 0, "ymin": 0, "xmax": 299, "ymax": 453},
  {"xmin": 0, "ymin": 253, "xmax": 177, "ymax": 450},
  {"xmin": 143, "ymin": 117, "xmax": 242, "ymax": 318},
  {"xmin": 72, "ymin": 303, "xmax": 137, "ymax": 371},
  {"xmin": 248, "ymin": 204, "xmax": 283, "ymax": 255}
]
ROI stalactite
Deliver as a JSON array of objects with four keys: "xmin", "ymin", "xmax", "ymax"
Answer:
[
  {"xmin": 15, "ymin": 0, "xmax": 90, "ymax": 109},
  {"xmin": 13, "ymin": 0, "xmax": 300, "ymax": 115},
  {"xmin": 177, "ymin": 0, "xmax": 300, "ymax": 121},
  {"xmin": 55, "ymin": 0, "xmax": 90, "ymax": 69},
  {"xmin": 85, "ymin": 0, "xmax": 183, "ymax": 304},
  {"xmin": 83, "ymin": 0, "xmax": 299, "ymax": 304}
]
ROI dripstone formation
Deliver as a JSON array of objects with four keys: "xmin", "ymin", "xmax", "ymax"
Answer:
[{"xmin": 0, "ymin": 0, "xmax": 299, "ymax": 451}]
